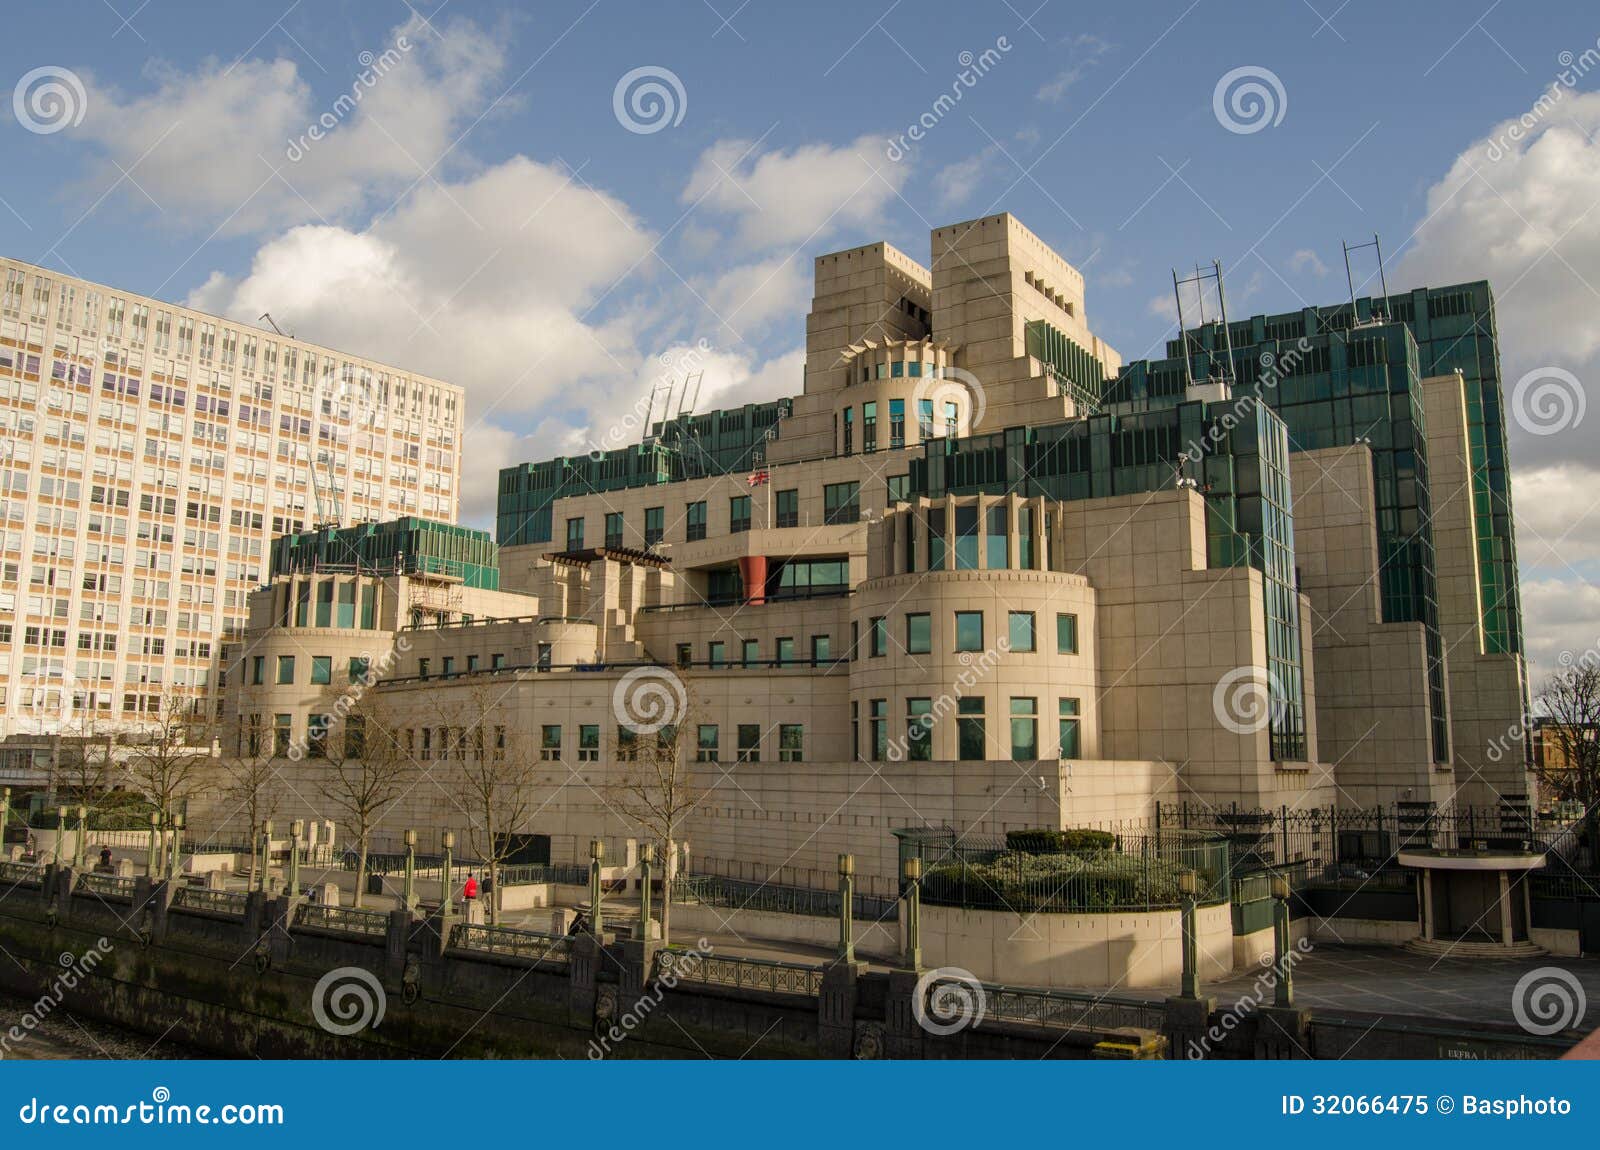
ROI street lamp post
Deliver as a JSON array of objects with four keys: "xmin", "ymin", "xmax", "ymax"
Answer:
[
  {"xmin": 259, "ymin": 820, "xmax": 274, "ymax": 893},
  {"xmin": 74, "ymin": 805, "xmax": 87, "ymax": 869},
  {"xmin": 288, "ymin": 819, "xmax": 303, "ymax": 898},
  {"xmin": 588, "ymin": 838, "xmax": 605, "ymax": 938},
  {"xmin": 440, "ymin": 831, "xmax": 455, "ymax": 919},
  {"xmin": 639, "ymin": 842, "xmax": 653, "ymax": 937},
  {"xmin": 1179, "ymin": 868, "xmax": 1200, "ymax": 1000},
  {"xmin": 838, "ymin": 854, "xmax": 856, "ymax": 963},
  {"xmin": 1271, "ymin": 873, "xmax": 1294, "ymax": 1008},
  {"xmin": 169, "ymin": 813, "xmax": 185, "ymax": 883},
  {"xmin": 902, "ymin": 856, "xmax": 922, "ymax": 970},
  {"xmin": 147, "ymin": 811, "xmax": 160, "ymax": 879},
  {"xmin": 402, "ymin": 828, "xmax": 417, "ymax": 912}
]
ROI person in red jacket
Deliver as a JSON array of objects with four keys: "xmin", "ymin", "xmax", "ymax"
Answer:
[{"xmin": 462, "ymin": 873, "xmax": 479, "ymax": 901}]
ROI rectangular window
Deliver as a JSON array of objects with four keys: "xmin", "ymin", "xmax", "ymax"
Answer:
[
  {"xmin": 851, "ymin": 700, "xmax": 860, "ymax": 761},
  {"xmin": 1056, "ymin": 613, "xmax": 1079, "ymax": 654},
  {"xmin": 869, "ymin": 698, "xmax": 888, "ymax": 761},
  {"xmin": 986, "ymin": 504, "xmax": 1009, "ymax": 569},
  {"xmin": 775, "ymin": 488, "xmax": 799, "ymax": 528},
  {"xmin": 537, "ymin": 643, "xmax": 552, "ymax": 669},
  {"xmin": 276, "ymin": 655, "xmax": 295, "ymax": 685},
  {"xmin": 824, "ymin": 482, "xmax": 859, "ymax": 525},
  {"xmin": 491, "ymin": 652, "xmax": 505, "ymax": 670},
  {"xmin": 887, "ymin": 474, "xmax": 910, "ymax": 504},
  {"xmin": 811, "ymin": 634, "xmax": 831, "ymax": 665},
  {"xmin": 441, "ymin": 656, "xmax": 455, "ymax": 677},
  {"xmin": 1010, "ymin": 697, "xmax": 1038, "ymax": 761},
  {"xmin": 842, "ymin": 406, "xmax": 853, "ymax": 455},
  {"xmin": 729, "ymin": 495, "xmax": 751, "ymax": 533},
  {"xmin": 869, "ymin": 617, "xmax": 887, "ymax": 657},
  {"xmin": 343, "ymin": 715, "xmax": 365, "ymax": 759},
  {"xmin": 1059, "ymin": 698, "xmax": 1081, "ymax": 758},
  {"xmin": 696, "ymin": 724, "xmax": 720, "ymax": 762},
  {"xmin": 918, "ymin": 398, "xmax": 934, "ymax": 439},
  {"xmin": 578, "ymin": 724, "xmax": 599, "ymax": 761},
  {"xmin": 742, "ymin": 638, "xmax": 759, "ymax": 667},
  {"xmin": 955, "ymin": 611, "xmax": 983, "ymax": 652},
  {"xmin": 251, "ymin": 655, "xmax": 264, "ymax": 685},
  {"xmin": 315, "ymin": 581, "xmax": 333, "ymax": 627},
  {"xmin": 955, "ymin": 504, "xmax": 978, "ymax": 569},
  {"xmin": 617, "ymin": 725, "xmax": 639, "ymax": 761},
  {"xmin": 676, "ymin": 643, "xmax": 693, "ymax": 669},
  {"xmin": 862, "ymin": 400, "xmax": 877, "ymax": 453},
  {"xmin": 337, "ymin": 581, "xmax": 356, "ymax": 628},
  {"xmin": 1008, "ymin": 611, "xmax": 1036, "ymax": 653},
  {"xmin": 709, "ymin": 640, "xmax": 726, "ymax": 668},
  {"xmin": 309, "ymin": 655, "xmax": 332, "ymax": 685},
  {"xmin": 889, "ymin": 398, "xmax": 905, "ymax": 448},
  {"xmin": 565, "ymin": 517, "xmax": 584, "ymax": 550},
  {"xmin": 737, "ymin": 723, "xmax": 761, "ymax": 763},
  {"xmin": 686, "ymin": 500, "xmax": 707, "ymax": 541},
  {"xmin": 906, "ymin": 612, "xmax": 931, "ymax": 654},
  {"xmin": 604, "ymin": 511, "xmax": 624, "ymax": 550},
  {"xmin": 957, "ymin": 697, "xmax": 985, "ymax": 761},
  {"xmin": 273, "ymin": 714, "xmax": 293, "ymax": 757},
  {"xmin": 779, "ymin": 724, "xmax": 803, "ymax": 762},
  {"xmin": 645, "ymin": 506, "xmax": 664, "ymax": 547},
  {"xmin": 776, "ymin": 636, "xmax": 796, "ymax": 666},
  {"xmin": 466, "ymin": 655, "xmax": 479, "ymax": 672},
  {"xmin": 1018, "ymin": 506, "xmax": 1035, "ymax": 569},
  {"xmin": 348, "ymin": 656, "xmax": 369, "ymax": 683},
  {"xmin": 541, "ymin": 724, "xmax": 562, "ymax": 761},
  {"xmin": 945, "ymin": 400, "xmax": 958, "ymax": 438},
  {"xmin": 928, "ymin": 507, "xmax": 946, "ymax": 570},
  {"xmin": 908, "ymin": 697, "xmax": 933, "ymax": 762}
]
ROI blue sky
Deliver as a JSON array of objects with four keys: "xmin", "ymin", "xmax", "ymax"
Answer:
[{"xmin": 3, "ymin": 0, "xmax": 1598, "ymax": 672}]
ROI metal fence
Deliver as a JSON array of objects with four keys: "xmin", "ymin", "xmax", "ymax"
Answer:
[
  {"xmin": 294, "ymin": 902, "xmax": 390, "ymax": 937},
  {"xmin": 498, "ymin": 863, "xmax": 589, "ymax": 887},
  {"xmin": 450, "ymin": 923, "xmax": 572, "ymax": 967},
  {"xmin": 671, "ymin": 873, "xmax": 899, "ymax": 922},
  {"xmin": 896, "ymin": 827, "xmax": 1231, "ymax": 913},
  {"xmin": 980, "ymin": 982, "xmax": 1167, "ymax": 1033},
  {"xmin": 74, "ymin": 872, "xmax": 136, "ymax": 901},
  {"xmin": 172, "ymin": 886, "xmax": 248, "ymax": 917},
  {"xmin": 658, "ymin": 948, "xmax": 824, "ymax": 997},
  {"xmin": 0, "ymin": 861, "xmax": 43, "ymax": 887}
]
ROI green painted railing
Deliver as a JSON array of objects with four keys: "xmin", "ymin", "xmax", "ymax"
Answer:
[{"xmin": 450, "ymin": 923, "xmax": 572, "ymax": 967}]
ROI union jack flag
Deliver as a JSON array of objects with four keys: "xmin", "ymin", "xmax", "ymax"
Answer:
[{"xmin": 747, "ymin": 469, "xmax": 770, "ymax": 487}]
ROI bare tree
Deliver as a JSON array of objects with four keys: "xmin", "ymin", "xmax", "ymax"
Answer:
[
  {"xmin": 317, "ymin": 692, "xmax": 415, "ymax": 908},
  {"xmin": 118, "ymin": 688, "xmax": 218, "ymax": 828},
  {"xmin": 438, "ymin": 682, "xmax": 541, "ymax": 925},
  {"xmin": 604, "ymin": 695, "xmax": 707, "ymax": 942},
  {"xmin": 1536, "ymin": 665, "xmax": 1600, "ymax": 812},
  {"xmin": 220, "ymin": 713, "xmax": 280, "ymax": 879}
]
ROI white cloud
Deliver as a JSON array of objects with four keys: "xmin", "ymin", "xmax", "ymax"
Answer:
[
  {"xmin": 1288, "ymin": 248, "xmax": 1328, "ymax": 277},
  {"xmin": 933, "ymin": 149, "xmax": 991, "ymax": 209},
  {"xmin": 1514, "ymin": 463, "xmax": 1600, "ymax": 569},
  {"xmin": 682, "ymin": 135, "xmax": 909, "ymax": 251},
  {"xmin": 703, "ymin": 255, "xmax": 810, "ymax": 336},
  {"xmin": 1035, "ymin": 35, "xmax": 1114, "ymax": 104},
  {"xmin": 76, "ymin": 16, "xmax": 505, "ymax": 232},
  {"xmin": 1520, "ymin": 579, "xmax": 1600, "ymax": 678},
  {"xmin": 1399, "ymin": 88, "xmax": 1600, "ymax": 468}
]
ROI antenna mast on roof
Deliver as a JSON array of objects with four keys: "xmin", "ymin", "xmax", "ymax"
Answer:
[
  {"xmin": 1342, "ymin": 233, "xmax": 1391, "ymax": 325},
  {"xmin": 1172, "ymin": 261, "xmax": 1237, "ymax": 388}
]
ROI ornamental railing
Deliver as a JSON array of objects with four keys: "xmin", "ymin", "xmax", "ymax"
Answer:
[
  {"xmin": 449, "ymin": 923, "xmax": 572, "ymax": 967},
  {"xmin": 981, "ymin": 983, "xmax": 1167, "ymax": 1033},
  {"xmin": 0, "ymin": 861, "xmax": 44, "ymax": 887},
  {"xmin": 172, "ymin": 886, "xmax": 248, "ymax": 917},
  {"xmin": 659, "ymin": 949, "xmax": 824, "ymax": 997},
  {"xmin": 74, "ymin": 872, "xmax": 136, "ymax": 901},
  {"xmin": 672, "ymin": 873, "xmax": 898, "ymax": 922},
  {"xmin": 294, "ymin": 902, "xmax": 390, "ymax": 937},
  {"xmin": 497, "ymin": 863, "xmax": 589, "ymax": 887}
]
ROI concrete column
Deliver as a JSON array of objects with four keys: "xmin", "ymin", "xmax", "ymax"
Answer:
[
  {"xmin": 1498, "ymin": 871, "xmax": 1514, "ymax": 946},
  {"xmin": 1421, "ymin": 869, "xmax": 1434, "ymax": 940}
]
